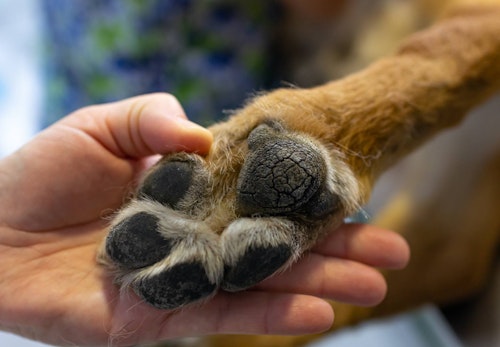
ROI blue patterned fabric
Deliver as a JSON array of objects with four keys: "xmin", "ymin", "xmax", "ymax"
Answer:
[{"xmin": 41, "ymin": 0, "xmax": 277, "ymax": 127}]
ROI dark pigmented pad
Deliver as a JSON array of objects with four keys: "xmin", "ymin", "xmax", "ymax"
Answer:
[
  {"xmin": 138, "ymin": 160, "xmax": 193, "ymax": 207},
  {"xmin": 237, "ymin": 127, "xmax": 326, "ymax": 216},
  {"xmin": 222, "ymin": 244, "xmax": 292, "ymax": 292},
  {"xmin": 106, "ymin": 212, "xmax": 171, "ymax": 269},
  {"xmin": 134, "ymin": 262, "xmax": 217, "ymax": 310}
]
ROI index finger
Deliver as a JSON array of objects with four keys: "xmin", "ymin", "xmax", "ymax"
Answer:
[{"xmin": 313, "ymin": 223, "xmax": 410, "ymax": 270}]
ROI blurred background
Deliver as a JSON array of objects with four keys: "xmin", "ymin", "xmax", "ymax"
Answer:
[
  {"xmin": 0, "ymin": 0, "xmax": 42, "ymax": 157},
  {"xmin": 0, "ymin": 0, "xmax": 498, "ymax": 346}
]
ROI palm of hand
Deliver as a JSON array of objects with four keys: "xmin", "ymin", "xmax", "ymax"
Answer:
[{"xmin": 0, "ymin": 114, "xmax": 148, "ymax": 345}]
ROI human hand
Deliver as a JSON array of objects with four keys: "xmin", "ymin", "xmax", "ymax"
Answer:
[{"xmin": 0, "ymin": 93, "xmax": 409, "ymax": 346}]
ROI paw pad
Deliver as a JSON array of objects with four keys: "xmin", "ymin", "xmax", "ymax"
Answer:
[
  {"xmin": 237, "ymin": 123, "xmax": 326, "ymax": 216},
  {"xmin": 134, "ymin": 262, "xmax": 217, "ymax": 310},
  {"xmin": 138, "ymin": 159, "xmax": 194, "ymax": 208},
  {"xmin": 106, "ymin": 212, "xmax": 172, "ymax": 269},
  {"xmin": 222, "ymin": 244, "xmax": 292, "ymax": 292}
]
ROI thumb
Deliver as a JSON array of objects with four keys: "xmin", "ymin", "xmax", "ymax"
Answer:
[{"xmin": 68, "ymin": 93, "xmax": 213, "ymax": 158}]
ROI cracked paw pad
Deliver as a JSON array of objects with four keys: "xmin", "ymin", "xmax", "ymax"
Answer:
[{"xmin": 237, "ymin": 123, "xmax": 327, "ymax": 216}]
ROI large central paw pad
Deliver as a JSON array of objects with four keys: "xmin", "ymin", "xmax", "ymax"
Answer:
[
  {"xmin": 237, "ymin": 123, "xmax": 327, "ymax": 216},
  {"xmin": 99, "ymin": 119, "xmax": 358, "ymax": 309}
]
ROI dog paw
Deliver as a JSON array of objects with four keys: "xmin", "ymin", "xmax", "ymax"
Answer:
[
  {"xmin": 100, "ymin": 155, "xmax": 222, "ymax": 309},
  {"xmin": 99, "ymin": 117, "xmax": 360, "ymax": 309}
]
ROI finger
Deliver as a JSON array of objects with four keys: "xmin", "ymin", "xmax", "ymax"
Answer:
[
  {"xmin": 313, "ymin": 223, "xmax": 410, "ymax": 269},
  {"xmin": 66, "ymin": 93, "xmax": 213, "ymax": 159},
  {"xmin": 257, "ymin": 254, "xmax": 388, "ymax": 306},
  {"xmin": 160, "ymin": 292, "xmax": 334, "ymax": 338},
  {"xmin": 109, "ymin": 291, "xmax": 333, "ymax": 346}
]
